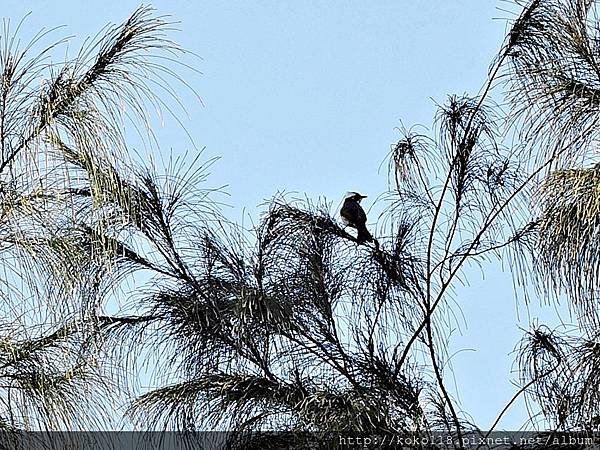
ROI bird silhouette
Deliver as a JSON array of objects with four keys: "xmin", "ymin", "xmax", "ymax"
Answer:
[{"xmin": 340, "ymin": 192, "xmax": 373, "ymax": 243}]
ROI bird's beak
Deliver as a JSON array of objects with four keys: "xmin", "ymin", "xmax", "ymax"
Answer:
[{"xmin": 359, "ymin": 195, "xmax": 367, "ymax": 199}]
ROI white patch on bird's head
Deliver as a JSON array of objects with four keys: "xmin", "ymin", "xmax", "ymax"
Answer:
[{"xmin": 344, "ymin": 191, "xmax": 367, "ymax": 202}]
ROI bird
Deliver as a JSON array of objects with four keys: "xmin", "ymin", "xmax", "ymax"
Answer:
[{"xmin": 340, "ymin": 192, "xmax": 373, "ymax": 243}]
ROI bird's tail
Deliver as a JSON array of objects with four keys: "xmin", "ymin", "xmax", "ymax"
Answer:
[{"xmin": 357, "ymin": 225, "xmax": 373, "ymax": 243}]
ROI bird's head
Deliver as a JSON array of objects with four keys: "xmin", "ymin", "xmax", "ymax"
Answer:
[{"xmin": 345, "ymin": 191, "xmax": 367, "ymax": 202}]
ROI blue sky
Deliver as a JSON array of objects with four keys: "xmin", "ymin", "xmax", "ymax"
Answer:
[{"xmin": 3, "ymin": 0, "xmax": 561, "ymax": 430}]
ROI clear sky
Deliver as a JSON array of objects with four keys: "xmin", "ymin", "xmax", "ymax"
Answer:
[{"xmin": 3, "ymin": 0, "xmax": 561, "ymax": 430}]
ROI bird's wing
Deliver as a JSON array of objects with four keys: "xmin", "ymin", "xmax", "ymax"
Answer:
[
  {"xmin": 355, "ymin": 204, "xmax": 367, "ymax": 225},
  {"xmin": 340, "ymin": 205, "xmax": 353, "ymax": 225},
  {"xmin": 340, "ymin": 201, "xmax": 367, "ymax": 227}
]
